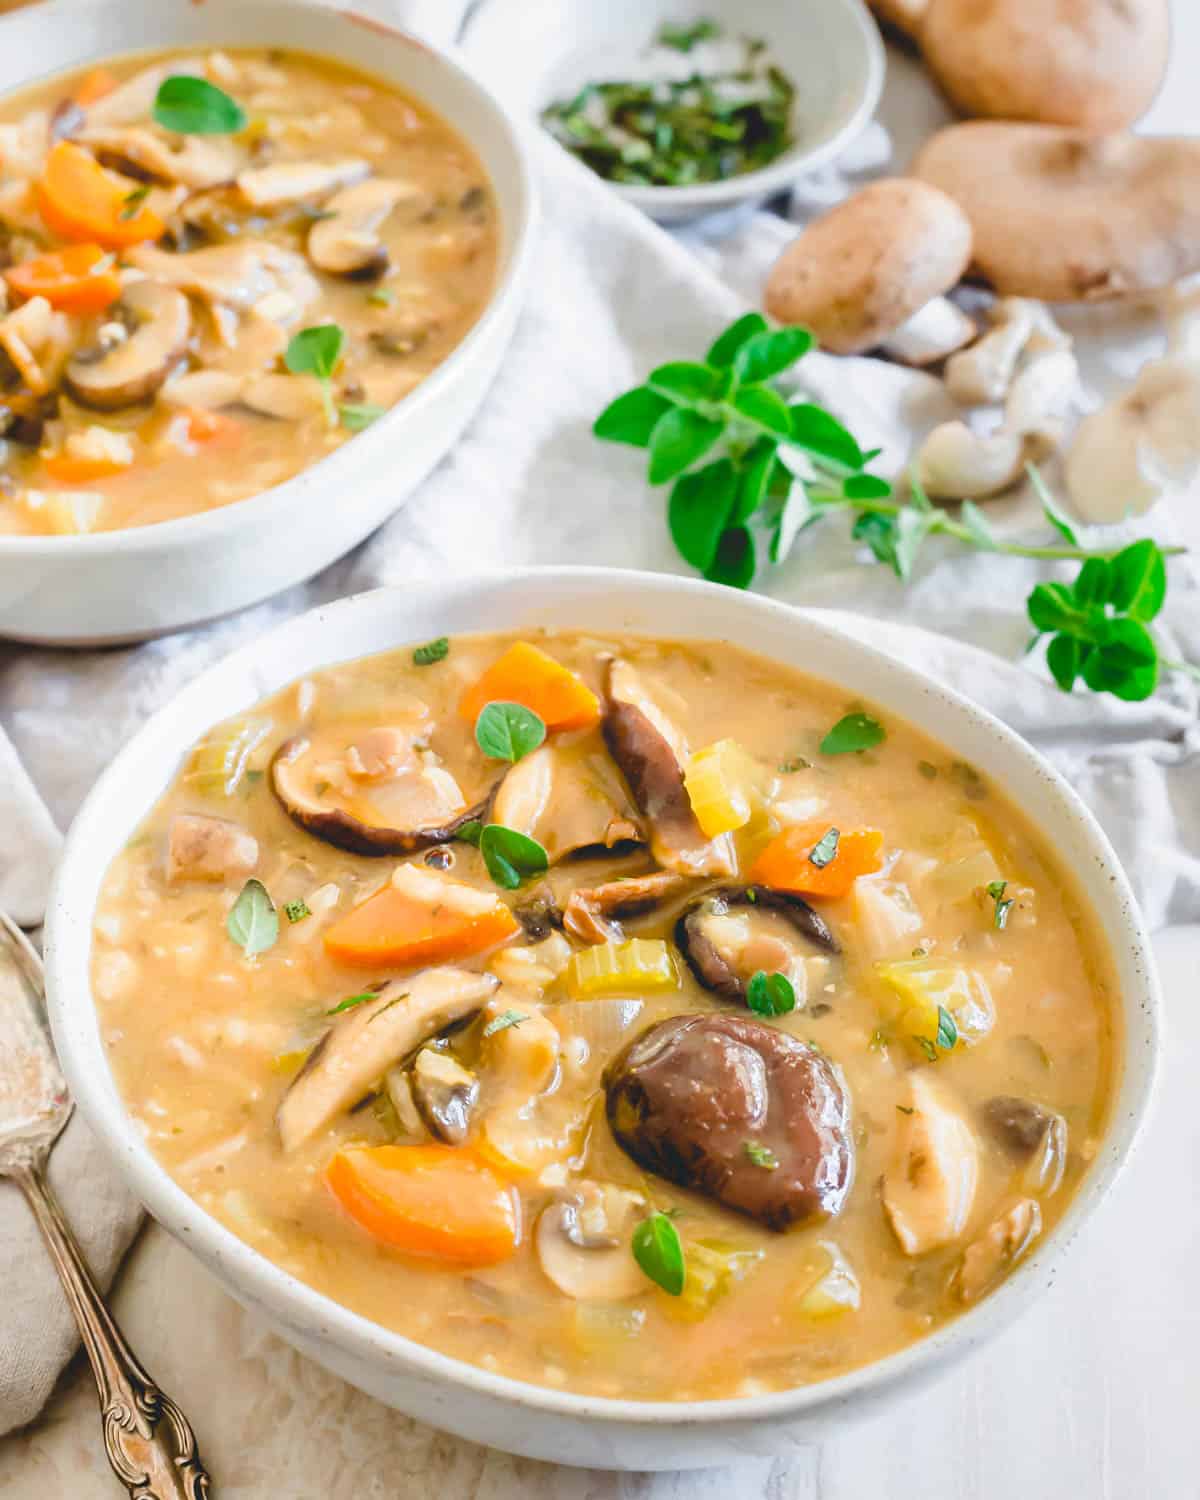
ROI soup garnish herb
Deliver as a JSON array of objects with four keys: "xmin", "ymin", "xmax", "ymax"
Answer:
[
  {"xmin": 743, "ymin": 1141, "xmax": 779, "ymax": 1170},
  {"xmin": 153, "ymin": 75, "xmax": 247, "ymax": 136},
  {"xmin": 474, "ymin": 702, "xmax": 547, "ymax": 763},
  {"xmin": 285, "ymin": 323, "xmax": 345, "ymax": 426},
  {"xmin": 339, "ymin": 403, "xmax": 386, "ymax": 433},
  {"xmin": 327, "ymin": 991, "xmax": 380, "ymax": 1016},
  {"xmin": 482, "ymin": 1009, "xmax": 527, "ymax": 1037},
  {"xmin": 227, "ymin": 878, "xmax": 278, "ymax": 956},
  {"xmin": 283, "ymin": 899, "xmax": 311, "ymax": 924},
  {"xmin": 413, "ymin": 638, "xmax": 451, "ymax": 667},
  {"xmin": 935, "ymin": 1006, "xmax": 959, "ymax": 1050},
  {"xmin": 632, "ymin": 1212, "xmax": 686, "ymax": 1296},
  {"xmin": 820, "ymin": 713, "xmax": 886, "ymax": 756},
  {"xmin": 986, "ymin": 881, "xmax": 1014, "ymax": 930},
  {"xmin": 479, "ymin": 824, "xmax": 549, "ymax": 890},
  {"xmin": 808, "ymin": 827, "xmax": 840, "ymax": 868},
  {"xmin": 745, "ymin": 970, "xmax": 796, "ymax": 1017},
  {"xmin": 595, "ymin": 313, "xmax": 1197, "ymax": 702}
]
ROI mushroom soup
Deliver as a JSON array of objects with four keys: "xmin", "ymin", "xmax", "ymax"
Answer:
[
  {"xmin": 0, "ymin": 49, "xmax": 497, "ymax": 535},
  {"xmin": 91, "ymin": 633, "xmax": 1119, "ymax": 1400}
]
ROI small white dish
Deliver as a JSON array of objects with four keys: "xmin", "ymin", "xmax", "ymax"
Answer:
[
  {"xmin": 0, "ymin": 0, "xmax": 536, "ymax": 645},
  {"xmin": 45, "ymin": 568, "xmax": 1159, "ymax": 1471},
  {"xmin": 461, "ymin": 0, "xmax": 885, "ymax": 224}
]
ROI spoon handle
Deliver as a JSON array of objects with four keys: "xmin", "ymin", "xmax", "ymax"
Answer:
[{"xmin": 12, "ymin": 1160, "xmax": 212, "ymax": 1499}]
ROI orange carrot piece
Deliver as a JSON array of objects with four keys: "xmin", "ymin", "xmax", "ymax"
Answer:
[
  {"xmin": 326, "ymin": 1145, "xmax": 519, "ymax": 1265},
  {"xmin": 4, "ymin": 243, "xmax": 121, "ymax": 313},
  {"xmin": 41, "ymin": 452, "xmax": 130, "ymax": 485},
  {"xmin": 750, "ymin": 822, "xmax": 884, "ymax": 900},
  {"xmin": 36, "ymin": 142, "xmax": 163, "ymax": 249},
  {"xmin": 74, "ymin": 67, "xmax": 119, "ymax": 108},
  {"xmin": 323, "ymin": 882, "xmax": 519, "ymax": 970},
  {"xmin": 185, "ymin": 408, "xmax": 242, "ymax": 445},
  {"xmin": 459, "ymin": 641, "xmax": 601, "ymax": 732}
]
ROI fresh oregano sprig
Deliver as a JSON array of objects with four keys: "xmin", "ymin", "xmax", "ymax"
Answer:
[{"xmin": 594, "ymin": 313, "xmax": 1195, "ymax": 704}]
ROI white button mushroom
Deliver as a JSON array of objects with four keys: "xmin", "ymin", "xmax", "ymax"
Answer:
[
  {"xmin": 765, "ymin": 179, "xmax": 975, "ymax": 364},
  {"xmin": 535, "ymin": 1183, "xmax": 650, "ymax": 1301},
  {"xmin": 944, "ymin": 298, "xmax": 1070, "ymax": 406}
]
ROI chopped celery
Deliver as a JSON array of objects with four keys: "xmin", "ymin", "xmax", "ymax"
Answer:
[
  {"xmin": 665, "ymin": 1238, "xmax": 763, "ymax": 1323},
  {"xmin": 572, "ymin": 1301, "xmax": 647, "ymax": 1354},
  {"xmin": 793, "ymin": 1241, "xmax": 861, "ymax": 1320},
  {"xmin": 185, "ymin": 716, "xmax": 273, "ymax": 798},
  {"xmin": 930, "ymin": 846, "xmax": 1006, "ymax": 904},
  {"xmin": 564, "ymin": 938, "xmax": 678, "ymax": 999},
  {"xmin": 876, "ymin": 959, "xmax": 995, "ymax": 1053},
  {"xmin": 684, "ymin": 739, "xmax": 765, "ymax": 838}
]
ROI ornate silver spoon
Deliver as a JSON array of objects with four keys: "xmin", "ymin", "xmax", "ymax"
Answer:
[{"xmin": 0, "ymin": 910, "xmax": 211, "ymax": 1497}]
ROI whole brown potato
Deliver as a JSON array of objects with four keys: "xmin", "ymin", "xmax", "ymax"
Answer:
[{"xmin": 921, "ymin": 0, "xmax": 1170, "ymax": 132}]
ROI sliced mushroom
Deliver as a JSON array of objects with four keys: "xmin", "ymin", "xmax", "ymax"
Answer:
[
  {"xmin": 271, "ymin": 735, "xmax": 486, "ymax": 855},
  {"xmin": 957, "ymin": 1197, "xmax": 1041, "ymax": 1303},
  {"xmin": 240, "ymin": 372, "xmax": 327, "ymax": 421},
  {"xmin": 512, "ymin": 888, "xmax": 563, "ymax": 942},
  {"xmin": 83, "ymin": 60, "xmax": 204, "ymax": 129},
  {"xmin": 383, "ymin": 1066, "xmax": 427, "ymax": 1140},
  {"xmin": 165, "ymin": 813, "xmax": 258, "ymax": 885},
  {"xmin": 602, "ymin": 659, "xmax": 734, "ymax": 878},
  {"xmin": 308, "ymin": 177, "xmax": 425, "ymax": 278},
  {"xmin": 125, "ymin": 240, "xmax": 319, "ymax": 318},
  {"xmin": 605, "ymin": 1013, "xmax": 853, "ymax": 1231},
  {"xmin": 410, "ymin": 1046, "xmax": 479, "ymax": 1145},
  {"xmin": 276, "ymin": 967, "xmax": 498, "ymax": 1151},
  {"xmin": 236, "ymin": 157, "xmax": 370, "ymax": 210},
  {"xmin": 883, "ymin": 1074, "xmax": 979, "ymax": 1255},
  {"xmin": 563, "ymin": 871, "xmax": 693, "ymax": 945},
  {"xmin": 983, "ymin": 1095, "xmax": 1067, "ymax": 1196},
  {"xmin": 82, "ymin": 126, "xmax": 241, "ymax": 190},
  {"xmin": 491, "ymin": 743, "xmax": 642, "ymax": 865},
  {"xmin": 675, "ymin": 886, "xmax": 838, "ymax": 1004},
  {"xmin": 536, "ymin": 1183, "xmax": 650, "ymax": 1300},
  {"xmin": 64, "ymin": 281, "xmax": 190, "ymax": 411},
  {"xmin": 0, "ymin": 296, "xmax": 72, "ymax": 397},
  {"xmin": 159, "ymin": 368, "xmax": 246, "ymax": 411},
  {"xmin": 481, "ymin": 998, "xmax": 561, "ymax": 1099}
]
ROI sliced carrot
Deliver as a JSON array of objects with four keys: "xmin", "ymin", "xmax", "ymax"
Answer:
[
  {"xmin": 74, "ymin": 67, "xmax": 119, "ymax": 108},
  {"xmin": 41, "ymin": 452, "xmax": 130, "ymax": 485},
  {"xmin": 184, "ymin": 408, "xmax": 242, "ymax": 446},
  {"xmin": 459, "ymin": 641, "xmax": 601, "ymax": 732},
  {"xmin": 750, "ymin": 821, "xmax": 884, "ymax": 900},
  {"xmin": 323, "ymin": 881, "xmax": 519, "ymax": 970},
  {"xmin": 4, "ymin": 243, "xmax": 121, "ymax": 314},
  {"xmin": 326, "ymin": 1145, "xmax": 519, "ymax": 1265},
  {"xmin": 36, "ymin": 142, "xmax": 163, "ymax": 249}
]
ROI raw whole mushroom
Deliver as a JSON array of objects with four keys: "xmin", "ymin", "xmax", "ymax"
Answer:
[
  {"xmin": 944, "ymin": 299, "xmax": 1071, "ymax": 407},
  {"xmin": 765, "ymin": 179, "xmax": 975, "ymax": 364},
  {"xmin": 914, "ymin": 125, "xmax": 1200, "ymax": 303}
]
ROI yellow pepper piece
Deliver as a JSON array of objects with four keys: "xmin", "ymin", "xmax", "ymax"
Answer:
[
  {"xmin": 684, "ymin": 739, "xmax": 764, "ymax": 838},
  {"xmin": 563, "ymin": 938, "xmax": 678, "ymax": 999},
  {"xmin": 876, "ymin": 958, "xmax": 995, "ymax": 1054},
  {"xmin": 793, "ymin": 1242, "xmax": 860, "ymax": 1320}
]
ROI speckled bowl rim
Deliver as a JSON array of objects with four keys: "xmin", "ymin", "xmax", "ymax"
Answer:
[
  {"xmin": 44, "ymin": 569, "xmax": 1160, "ymax": 1429},
  {"xmin": 0, "ymin": 0, "xmax": 537, "ymax": 557}
]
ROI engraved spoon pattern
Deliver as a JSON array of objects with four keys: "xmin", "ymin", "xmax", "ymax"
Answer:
[{"xmin": 0, "ymin": 910, "xmax": 211, "ymax": 1498}]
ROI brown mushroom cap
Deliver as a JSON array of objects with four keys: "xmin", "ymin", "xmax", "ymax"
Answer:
[
  {"xmin": 64, "ymin": 281, "xmax": 190, "ymax": 410},
  {"xmin": 764, "ymin": 179, "xmax": 972, "ymax": 355},
  {"xmin": 914, "ymin": 123, "xmax": 1200, "ymax": 302},
  {"xmin": 920, "ymin": 0, "xmax": 1169, "ymax": 132}
]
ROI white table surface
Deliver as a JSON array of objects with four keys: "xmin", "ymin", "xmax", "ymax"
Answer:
[{"xmin": 3, "ymin": 6, "xmax": 1200, "ymax": 1497}]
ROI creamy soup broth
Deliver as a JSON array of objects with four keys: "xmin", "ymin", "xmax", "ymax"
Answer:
[
  {"xmin": 0, "ymin": 48, "xmax": 497, "ymax": 534},
  {"xmin": 91, "ymin": 633, "xmax": 1119, "ymax": 1401}
]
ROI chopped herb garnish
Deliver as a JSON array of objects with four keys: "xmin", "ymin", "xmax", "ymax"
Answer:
[
  {"xmin": 479, "ymin": 823, "xmax": 549, "ymax": 890},
  {"xmin": 118, "ymin": 183, "xmax": 152, "ymax": 220},
  {"xmin": 482, "ymin": 1009, "xmax": 526, "ymax": 1037},
  {"xmin": 284, "ymin": 323, "xmax": 344, "ymax": 426},
  {"xmin": 820, "ymin": 712, "xmax": 886, "ymax": 756},
  {"xmin": 541, "ymin": 24, "xmax": 794, "ymax": 189},
  {"xmin": 283, "ymin": 899, "xmax": 311, "ymax": 924},
  {"xmin": 809, "ymin": 826, "xmax": 840, "ymax": 868},
  {"xmin": 632, "ymin": 1212, "xmax": 685, "ymax": 1296},
  {"xmin": 339, "ymin": 402, "xmax": 385, "ymax": 433},
  {"xmin": 327, "ymin": 990, "xmax": 379, "ymax": 1015},
  {"xmin": 911, "ymin": 946, "xmax": 928, "ymax": 958},
  {"xmin": 869, "ymin": 1026, "xmax": 890, "ymax": 1051},
  {"xmin": 896, "ymin": 1104, "xmax": 914, "ymax": 1115},
  {"xmin": 935, "ymin": 1005, "xmax": 958, "ymax": 1051},
  {"xmin": 986, "ymin": 879, "xmax": 1014, "ymax": 930},
  {"xmin": 913, "ymin": 1035, "xmax": 939, "ymax": 1063},
  {"xmin": 744, "ymin": 1140, "xmax": 779, "ymax": 1170},
  {"xmin": 917, "ymin": 760, "xmax": 939, "ymax": 780},
  {"xmin": 746, "ymin": 969, "xmax": 795, "ymax": 1017},
  {"xmin": 367, "ymin": 287, "xmax": 395, "ymax": 307},
  {"xmin": 153, "ymin": 75, "xmax": 247, "ymax": 135},
  {"xmin": 779, "ymin": 756, "xmax": 811, "ymax": 773},
  {"xmin": 744, "ymin": 886, "xmax": 758, "ymax": 904},
  {"xmin": 474, "ymin": 701, "xmax": 546, "ymax": 762},
  {"xmin": 456, "ymin": 819, "xmax": 483, "ymax": 847},
  {"xmin": 226, "ymin": 878, "xmax": 278, "ymax": 957},
  {"xmin": 412, "ymin": 636, "xmax": 450, "ymax": 667}
]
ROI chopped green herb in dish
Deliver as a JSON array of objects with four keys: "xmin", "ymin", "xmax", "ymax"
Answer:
[{"xmin": 541, "ymin": 21, "xmax": 795, "ymax": 188}]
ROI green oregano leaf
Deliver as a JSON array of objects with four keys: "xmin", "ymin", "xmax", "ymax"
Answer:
[
  {"xmin": 154, "ymin": 75, "xmax": 247, "ymax": 135},
  {"xmin": 820, "ymin": 712, "xmax": 886, "ymax": 755},
  {"xmin": 226, "ymin": 878, "xmax": 278, "ymax": 956},
  {"xmin": 632, "ymin": 1212, "xmax": 685, "ymax": 1296},
  {"xmin": 746, "ymin": 970, "xmax": 796, "ymax": 1016},
  {"xmin": 474, "ymin": 702, "xmax": 546, "ymax": 762},
  {"xmin": 935, "ymin": 1005, "xmax": 958, "ymax": 1051},
  {"xmin": 594, "ymin": 386, "xmax": 674, "ymax": 447},
  {"xmin": 706, "ymin": 312, "xmax": 768, "ymax": 369},
  {"xmin": 412, "ymin": 637, "xmax": 450, "ymax": 666},
  {"xmin": 809, "ymin": 827, "xmax": 840, "ymax": 868},
  {"xmin": 479, "ymin": 824, "xmax": 549, "ymax": 889},
  {"xmin": 647, "ymin": 407, "xmax": 725, "ymax": 483}
]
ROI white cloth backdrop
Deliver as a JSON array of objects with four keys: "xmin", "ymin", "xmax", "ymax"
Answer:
[{"xmin": 0, "ymin": 0, "xmax": 1198, "ymax": 1451}]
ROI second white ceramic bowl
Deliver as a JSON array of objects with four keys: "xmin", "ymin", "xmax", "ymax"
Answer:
[
  {"xmin": 0, "ymin": 0, "xmax": 535, "ymax": 645},
  {"xmin": 44, "ymin": 569, "xmax": 1159, "ymax": 1470}
]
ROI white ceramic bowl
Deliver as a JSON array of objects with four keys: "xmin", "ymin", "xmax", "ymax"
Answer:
[
  {"xmin": 0, "ymin": 0, "xmax": 535, "ymax": 645},
  {"xmin": 461, "ymin": 0, "xmax": 885, "ymax": 225},
  {"xmin": 45, "ymin": 570, "xmax": 1159, "ymax": 1470}
]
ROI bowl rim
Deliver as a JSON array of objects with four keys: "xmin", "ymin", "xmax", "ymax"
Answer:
[
  {"xmin": 472, "ymin": 0, "xmax": 886, "ymax": 214},
  {"xmin": 0, "ymin": 0, "xmax": 537, "ymax": 558},
  {"xmin": 44, "ymin": 568, "xmax": 1160, "ymax": 1428}
]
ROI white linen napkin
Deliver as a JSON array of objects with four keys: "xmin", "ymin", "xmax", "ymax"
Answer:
[{"xmin": 1, "ymin": 25, "xmax": 1198, "ymax": 1438}]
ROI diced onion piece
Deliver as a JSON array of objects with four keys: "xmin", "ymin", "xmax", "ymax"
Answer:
[
  {"xmin": 876, "ymin": 959, "xmax": 996, "ymax": 1052},
  {"xmin": 793, "ymin": 1242, "xmax": 861, "ymax": 1320},
  {"xmin": 572, "ymin": 1301, "xmax": 647, "ymax": 1354},
  {"xmin": 184, "ymin": 716, "xmax": 273, "ymax": 798},
  {"xmin": 684, "ymin": 738, "xmax": 763, "ymax": 838},
  {"xmin": 563, "ymin": 938, "xmax": 678, "ymax": 1000},
  {"xmin": 931, "ymin": 846, "xmax": 1006, "ymax": 904},
  {"xmin": 43, "ymin": 489, "xmax": 105, "ymax": 534}
]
